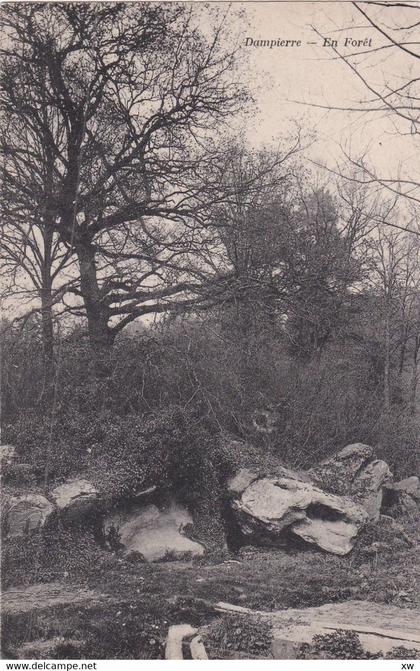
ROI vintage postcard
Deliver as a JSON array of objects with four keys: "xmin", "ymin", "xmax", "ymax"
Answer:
[{"xmin": 1, "ymin": 0, "xmax": 419, "ymax": 664}]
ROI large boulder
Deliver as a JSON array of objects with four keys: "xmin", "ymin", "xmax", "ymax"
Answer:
[
  {"xmin": 50, "ymin": 478, "xmax": 99, "ymax": 518},
  {"xmin": 4, "ymin": 494, "xmax": 54, "ymax": 538},
  {"xmin": 104, "ymin": 500, "xmax": 205, "ymax": 561},
  {"xmin": 309, "ymin": 444, "xmax": 392, "ymax": 521},
  {"xmin": 229, "ymin": 474, "xmax": 368, "ymax": 555},
  {"xmin": 351, "ymin": 459, "xmax": 393, "ymax": 522},
  {"xmin": 308, "ymin": 443, "xmax": 375, "ymax": 494},
  {"xmin": 228, "ymin": 467, "xmax": 310, "ymax": 498}
]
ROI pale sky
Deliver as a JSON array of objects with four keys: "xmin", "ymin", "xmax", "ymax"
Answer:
[{"xmin": 228, "ymin": 2, "xmax": 419, "ymax": 187}]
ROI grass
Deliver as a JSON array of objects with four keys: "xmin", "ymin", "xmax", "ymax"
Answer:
[
  {"xmin": 2, "ymin": 513, "xmax": 419, "ymax": 659},
  {"xmin": 3, "ymin": 534, "xmax": 419, "ymax": 659}
]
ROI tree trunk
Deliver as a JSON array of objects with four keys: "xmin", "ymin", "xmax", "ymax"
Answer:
[
  {"xmin": 40, "ymin": 285, "xmax": 55, "ymax": 391},
  {"xmin": 39, "ymin": 225, "xmax": 55, "ymax": 402},
  {"xmin": 76, "ymin": 240, "xmax": 114, "ymax": 372},
  {"xmin": 384, "ymin": 309, "xmax": 391, "ymax": 413},
  {"xmin": 398, "ymin": 325, "xmax": 408, "ymax": 375},
  {"xmin": 409, "ymin": 335, "xmax": 420, "ymax": 415}
]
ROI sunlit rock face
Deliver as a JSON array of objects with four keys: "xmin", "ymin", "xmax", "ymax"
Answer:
[
  {"xmin": 104, "ymin": 500, "xmax": 205, "ymax": 561},
  {"xmin": 50, "ymin": 478, "xmax": 99, "ymax": 518},
  {"xmin": 229, "ymin": 473, "xmax": 368, "ymax": 555}
]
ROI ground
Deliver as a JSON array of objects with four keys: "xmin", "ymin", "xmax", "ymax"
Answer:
[{"xmin": 2, "ymin": 521, "xmax": 419, "ymax": 659}]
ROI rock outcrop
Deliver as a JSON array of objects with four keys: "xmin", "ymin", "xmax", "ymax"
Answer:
[
  {"xmin": 50, "ymin": 478, "xmax": 99, "ymax": 518},
  {"xmin": 229, "ymin": 471, "xmax": 368, "ymax": 555},
  {"xmin": 5, "ymin": 494, "xmax": 54, "ymax": 537},
  {"xmin": 104, "ymin": 500, "xmax": 205, "ymax": 561},
  {"xmin": 3, "ymin": 437, "xmax": 414, "ymax": 562},
  {"xmin": 351, "ymin": 459, "xmax": 393, "ymax": 521},
  {"xmin": 382, "ymin": 476, "xmax": 420, "ymax": 514},
  {"xmin": 309, "ymin": 443, "xmax": 375, "ymax": 493},
  {"xmin": 309, "ymin": 444, "xmax": 392, "ymax": 521},
  {"xmin": 228, "ymin": 466, "xmax": 310, "ymax": 498}
]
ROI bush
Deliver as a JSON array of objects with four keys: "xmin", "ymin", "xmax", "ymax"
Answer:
[
  {"xmin": 4, "ymin": 408, "xmax": 108, "ymax": 482},
  {"xmin": 386, "ymin": 646, "xmax": 420, "ymax": 660},
  {"xmin": 205, "ymin": 613, "xmax": 272, "ymax": 658},
  {"xmin": 88, "ymin": 406, "xmax": 236, "ymax": 549},
  {"xmin": 2, "ymin": 601, "xmax": 169, "ymax": 660},
  {"xmin": 4, "ymin": 319, "xmax": 419, "ymax": 479},
  {"xmin": 297, "ymin": 631, "xmax": 420, "ymax": 660},
  {"xmin": 297, "ymin": 630, "xmax": 377, "ymax": 660},
  {"xmin": 1, "ymin": 524, "xmax": 109, "ymax": 588}
]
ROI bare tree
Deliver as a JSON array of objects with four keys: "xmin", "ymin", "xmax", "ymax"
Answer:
[
  {"xmin": 0, "ymin": 3, "xmax": 250, "ymax": 357},
  {"xmin": 364, "ymin": 228, "xmax": 420, "ymax": 412},
  {"xmin": 304, "ymin": 2, "xmax": 420, "ymax": 237},
  {"xmin": 0, "ymin": 104, "xmax": 74, "ymax": 390}
]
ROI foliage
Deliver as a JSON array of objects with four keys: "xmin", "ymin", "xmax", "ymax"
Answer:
[
  {"xmin": 82, "ymin": 604, "xmax": 166, "ymax": 660},
  {"xmin": 354, "ymin": 516, "xmax": 413, "ymax": 559},
  {"xmin": 2, "ymin": 601, "xmax": 168, "ymax": 660},
  {"xmin": 3, "ymin": 314, "xmax": 419, "ymax": 487},
  {"xmin": 297, "ymin": 630, "xmax": 373, "ymax": 660},
  {"xmin": 1, "ymin": 525, "xmax": 109, "ymax": 589},
  {"xmin": 298, "ymin": 630, "xmax": 420, "ymax": 660},
  {"xmin": 205, "ymin": 613, "xmax": 272, "ymax": 658},
  {"xmin": 386, "ymin": 646, "xmax": 420, "ymax": 660}
]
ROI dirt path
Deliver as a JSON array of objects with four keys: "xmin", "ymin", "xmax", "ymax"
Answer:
[{"xmin": 2, "ymin": 582, "xmax": 114, "ymax": 616}]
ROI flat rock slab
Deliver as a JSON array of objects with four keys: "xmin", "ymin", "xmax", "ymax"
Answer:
[
  {"xmin": 270, "ymin": 600, "xmax": 420, "ymax": 656},
  {"xmin": 2, "ymin": 582, "xmax": 113, "ymax": 616}
]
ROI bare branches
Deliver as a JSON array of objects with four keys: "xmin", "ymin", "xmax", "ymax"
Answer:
[{"xmin": 0, "ymin": 3, "xmax": 256, "ymax": 347}]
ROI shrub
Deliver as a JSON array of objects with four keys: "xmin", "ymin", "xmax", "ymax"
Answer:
[
  {"xmin": 205, "ymin": 614, "xmax": 272, "ymax": 658},
  {"xmin": 297, "ymin": 632, "xmax": 420, "ymax": 660},
  {"xmin": 297, "ymin": 630, "xmax": 375, "ymax": 660},
  {"xmin": 1, "ymin": 525, "xmax": 109, "ymax": 588},
  {"xmin": 386, "ymin": 646, "xmax": 420, "ymax": 660},
  {"xmin": 88, "ymin": 406, "xmax": 236, "ymax": 549},
  {"xmin": 4, "ymin": 409, "xmax": 107, "ymax": 483}
]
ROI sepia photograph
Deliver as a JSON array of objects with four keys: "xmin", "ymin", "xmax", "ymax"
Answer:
[{"xmin": 0, "ymin": 0, "xmax": 419, "ymax": 663}]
